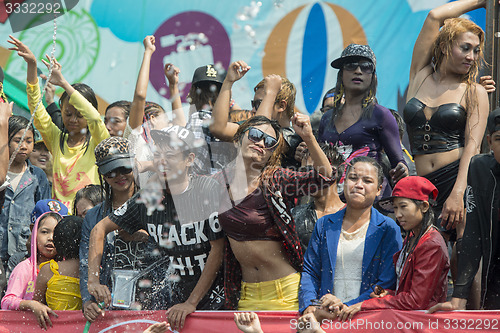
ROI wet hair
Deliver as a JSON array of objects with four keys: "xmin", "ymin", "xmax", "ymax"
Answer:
[
  {"xmin": 106, "ymin": 100, "xmax": 131, "ymax": 119},
  {"xmin": 331, "ymin": 58, "xmax": 378, "ymax": 122},
  {"xmin": 432, "ymin": 18, "xmax": 484, "ymax": 113},
  {"xmin": 254, "ymin": 77, "xmax": 296, "ymax": 119},
  {"xmin": 58, "ymin": 83, "xmax": 98, "ymax": 154},
  {"xmin": 53, "ymin": 216, "xmax": 82, "ymax": 260},
  {"xmin": 8, "ymin": 115, "xmax": 34, "ymax": 144},
  {"xmin": 144, "ymin": 101, "xmax": 165, "ymax": 120},
  {"xmin": 72, "ymin": 184, "xmax": 103, "ymax": 217},
  {"xmin": 344, "ymin": 156, "xmax": 384, "ymax": 186},
  {"xmin": 187, "ymin": 81, "xmax": 222, "ymax": 111}
]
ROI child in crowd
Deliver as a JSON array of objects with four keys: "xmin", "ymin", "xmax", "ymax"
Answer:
[
  {"xmin": 72, "ymin": 184, "xmax": 103, "ymax": 218},
  {"xmin": 34, "ymin": 216, "xmax": 82, "ymax": 311},
  {"xmin": 335, "ymin": 176, "xmax": 449, "ymax": 321},
  {"xmin": 1, "ymin": 116, "xmax": 50, "ymax": 268},
  {"xmin": 8, "ymin": 36, "xmax": 109, "ymax": 212},
  {"xmin": 1, "ymin": 199, "xmax": 68, "ymax": 330},
  {"xmin": 104, "ymin": 100, "xmax": 131, "ymax": 137},
  {"xmin": 29, "ymin": 138, "xmax": 53, "ymax": 185}
]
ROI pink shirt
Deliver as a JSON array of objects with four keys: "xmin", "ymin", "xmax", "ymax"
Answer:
[{"xmin": 1, "ymin": 258, "xmax": 37, "ymax": 310}]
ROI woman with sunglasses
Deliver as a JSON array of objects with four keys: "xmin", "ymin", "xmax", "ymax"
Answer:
[
  {"xmin": 79, "ymin": 137, "xmax": 145, "ymax": 322},
  {"xmin": 404, "ymin": 0, "xmax": 489, "ymax": 241},
  {"xmin": 318, "ymin": 44, "xmax": 408, "ymax": 193},
  {"xmin": 216, "ymin": 114, "xmax": 334, "ymax": 310}
]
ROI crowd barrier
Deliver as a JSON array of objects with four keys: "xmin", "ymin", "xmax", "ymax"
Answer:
[{"xmin": 0, "ymin": 309, "xmax": 499, "ymax": 332}]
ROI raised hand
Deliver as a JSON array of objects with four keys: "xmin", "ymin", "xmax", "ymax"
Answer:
[
  {"xmin": 292, "ymin": 113, "xmax": 314, "ymax": 142},
  {"xmin": 7, "ymin": 35, "xmax": 36, "ymax": 64},
  {"xmin": 226, "ymin": 60, "xmax": 251, "ymax": 83},
  {"xmin": 143, "ymin": 35, "xmax": 156, "ymax": 53},
  {"xmin": 164, "ymin": 63, "xmax": 180, "ymax": 86},
  {"xmin": 40, "ymin": 55, "xmax": 68, "ymax": 88}
]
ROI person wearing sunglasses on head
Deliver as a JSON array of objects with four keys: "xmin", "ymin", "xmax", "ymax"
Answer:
[
  {"xmin": 214, "ymin": 113, "xmax": 335, "ymax": 311},
  {"xmin": 318, "ymin": 44, "xmax": 408, "ymax": 198},
  {"xmin": 79, "ymin": 136, "xmax": 145, "ymax": 323}
]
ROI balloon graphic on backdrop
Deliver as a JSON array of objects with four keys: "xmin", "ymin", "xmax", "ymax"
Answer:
[
  {"xmin": 150, "ymin": 11, "xmax": 231, "ymax": 103},
  {"xmin": 262, "ymin": 2, "xmax": 366, "ymax": 114}
]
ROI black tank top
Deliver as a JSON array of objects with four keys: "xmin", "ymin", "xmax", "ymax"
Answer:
[{"xmin": 403, "ymin": 97, "xmax": 466, "ymax": 155}]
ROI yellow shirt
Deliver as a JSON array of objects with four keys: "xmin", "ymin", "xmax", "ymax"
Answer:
[
  {"xmin": 27, "ymin": 80, "xmax": 109, "ymax": 212},
  {"xmin": 39, "ymin": 260, "xmax": 82, "ymax": 311}
]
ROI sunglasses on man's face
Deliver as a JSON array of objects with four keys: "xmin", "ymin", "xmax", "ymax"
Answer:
[
  {"xmin": 104, "ymin": 167, "xmax": 133, "ymax": 179},
  {"xmin": 343, "ymin": 62, "xmax": 375, "ymax": 74},
  {"xmin": 251, "ymin": 99, "xmax": 262, "ymax": 111},
  {"xmin": 246, "ymin": 127, "xmax": 279, "ymax": 150}
]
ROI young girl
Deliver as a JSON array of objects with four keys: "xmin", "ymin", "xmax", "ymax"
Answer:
[
  {"xmin": 337, "ymin": 176, "xmax": 449, "ymax": 320},
  {"xmin": 72, "ymin": 184, "xmax": 103, "ymax": 218},
  {"xmin": 1, "ymin": 203, "xmax": 64, "ymax": 329},
  {"xmin": 34, "ymin": 216, "xmax": 83, "ymax": 311},
  {"xmin": 8, "ymin": 35, "xmax": 110, "ymax": 212},
  {"xmin": 104, "ymin": 100, "xmax": 131, "ymax": 137},
  {"xmin": 0, "ymin": 116, "xmax": 50, "ymax": 267}
]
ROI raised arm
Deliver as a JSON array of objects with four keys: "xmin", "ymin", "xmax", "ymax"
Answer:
[
  {"xmin": 254, "ymin": 75, "xmax": 282, "ymax": 119},
  {"xmin": 87, "ymin": 217, "xmax": 119, "ymax": 308},
  {"xmin": 210, "ymin": 60, "xmax": 250, "ymax": 141},
  {"xmin": 129, "ymin": 35, "xmax": 156, "ymax": 130},
  {"xmin": 409, "ymin": 0, "xmax": 486, "ymax": 82},
  {"xmin": 292, "ymin": 113, "xmax": 332, "ymax": 178},
  {"xmin": 164, "ymin": 63, "xmax": 186, "ymax": 126}
]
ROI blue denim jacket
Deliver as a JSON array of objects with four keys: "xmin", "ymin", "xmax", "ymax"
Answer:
[
  {"xmin": 79, "ymin": 202, "xmax": 115, "ymax": 304},
  {"xmin": 0, "ymin": 163, "xmax": 50, "ymax": 261}
]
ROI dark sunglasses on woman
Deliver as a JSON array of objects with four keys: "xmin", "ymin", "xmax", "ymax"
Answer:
[
  {"xmin": 104, "ymin": 167, "xmax": 133, "ymax": 179},
  {"xmin": 245, "ymin": 127, "xmax": 279, "ymax": 149},
  {"xmin": 343, "ymin": 61, "xmax": 374, "ymax": 74}
]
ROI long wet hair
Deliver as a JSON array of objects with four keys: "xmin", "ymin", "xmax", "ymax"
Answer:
[
  {"xmin": 58, "ymin": 83, "xmax": 98, "ymax": 154},
  {"xmin": 331, "ymin": 63, "xmax": 378, "ymax": 123},
  {"xmin": 432, "ymin": 17, "xmax": 484, "ymax": 117},
  {"xmin": 232, "ymin": 116, "xmax": 286, "ymax": 186}
]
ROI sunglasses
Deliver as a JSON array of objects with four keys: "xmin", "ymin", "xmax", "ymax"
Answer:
[
  {"xmin": 104, "ymin": 167, "xmax": 133, "ymax": 178},
  {"xmin": 251, "ymin": 99, "xmax": 262, "ymax": 111},
  {"xmin": 245, "ymin": 127, "xmax": 279, "ymax": 149},
  {"xmin": 343, "ymin": 62, "xmax": 375, "ymax": 74}
]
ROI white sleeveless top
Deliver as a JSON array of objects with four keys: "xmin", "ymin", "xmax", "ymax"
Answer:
[{"xmin": 334, "ymin": 222, "xmax": 369, "ymax": 302}]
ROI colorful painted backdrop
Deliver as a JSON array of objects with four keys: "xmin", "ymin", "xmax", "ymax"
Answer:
[{"xmin": 0, "ymin": 0, "xmax": 486, "ymax": 115}]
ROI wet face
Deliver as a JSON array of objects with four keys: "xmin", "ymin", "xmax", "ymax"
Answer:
[
  {"xmin": 36, "ymin": 216, "xmax": 58, "ymax": 260},
  {"xmin": 29, "ymin": 143, "xmax": 51, "ymax": 170},
  {"xmin": 343, "ymin": 162, "xmax": 382, "ymax": 209},
  {"xmin": 341, "ymin": 59, "xmax": 374, "ymax": 94},
  {"xmin": 488, "ymin": 131, "xmax": 500, "ymax": 164},
  {"xmin": 9, "ymin": 129, "xmax": 34, "ymax": 164},
  {"xmin": 240, "ymin": 124, "xmax": 278, "ymax": 168},
  {"xmin": 448, "ymin": 31, "xmax": 480, "ymax": 75},
  {"xmin": 154, "ymin": 145, "xmax": 193, "ymax": 184},
  {"xmin": 104, "ymin": 107, "xmax": 127, "ymax": 137},
  {"xmin": 393, "ymin": 197, "xmax": 427, "ymax": 233},
  {"xmin": 61, "ymin": 102, "xmax": 88, "ymax": 135},
  {"xmin": 75, "ymin": 198, "xmax": 95, "ymax": 218},
  {"xmin": 103, "ymin": 166, "xmax": 135, "ymax": 195}
]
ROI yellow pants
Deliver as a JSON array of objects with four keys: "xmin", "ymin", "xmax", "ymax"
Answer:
[{"xmin": 238, "ymin": 272, "xmax": 300, "ymax": 311}]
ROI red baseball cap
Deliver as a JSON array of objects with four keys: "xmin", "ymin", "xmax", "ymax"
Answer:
[{"xmin": 376, "ymin": 176, "xmax": 438, "ymax": 213}]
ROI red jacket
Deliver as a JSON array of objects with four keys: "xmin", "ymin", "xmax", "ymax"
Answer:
[{"xmin": 362, "ymin": 227, "xmax": 449, "ymax": 310}]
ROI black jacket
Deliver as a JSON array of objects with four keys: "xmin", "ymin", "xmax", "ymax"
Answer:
[{"xmin": 454, "ymin": 153, "xmax": 500, "ymax": 308}]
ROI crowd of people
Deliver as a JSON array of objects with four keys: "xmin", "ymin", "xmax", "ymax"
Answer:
[{"xmin": 0, "ymin": 0, "xmax": 499, "ymax": 332}]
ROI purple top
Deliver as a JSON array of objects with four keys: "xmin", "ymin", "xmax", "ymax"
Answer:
[{"xmin": 318, "ymin": 104, "xmax": 405, "ymax": 168}]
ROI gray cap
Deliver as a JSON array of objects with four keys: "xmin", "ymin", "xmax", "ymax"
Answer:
[{"xmin": 330, "ymin": 44, "xmax": 376, "ymax": 69}]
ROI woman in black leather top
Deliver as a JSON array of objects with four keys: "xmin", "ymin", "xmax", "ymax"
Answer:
[{"xmin": 404, "ymin": 0, "xmax": 489, "ymax": 241}]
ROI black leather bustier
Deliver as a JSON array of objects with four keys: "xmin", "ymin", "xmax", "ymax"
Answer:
[{"xmin": 403, "ymin": 98, "xmax": 466, "ymax": 155}]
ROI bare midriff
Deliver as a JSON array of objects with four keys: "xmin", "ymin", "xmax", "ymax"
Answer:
[{"xmin": 414, "ymin": 148, "xmax": 463, "ymax": 176}]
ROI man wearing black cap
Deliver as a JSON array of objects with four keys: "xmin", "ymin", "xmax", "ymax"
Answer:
[
  {"xmin": 429, "ymin": 108, "xmax": 500, "ymax": 312},
  {"xmin": 87, "ymin": 125, "xmax": 223, "ymax": 330},
  {"xmin": 185, "ymin": 64, "xmax": 233, "ymax": 175}
]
